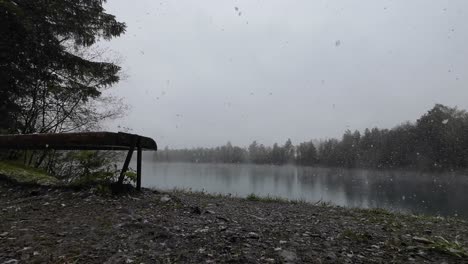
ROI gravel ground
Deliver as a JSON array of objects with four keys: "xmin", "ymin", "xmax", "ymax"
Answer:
[{"xmin": 1, "ymin": 180, "xmax": 468, "ymax": 264}]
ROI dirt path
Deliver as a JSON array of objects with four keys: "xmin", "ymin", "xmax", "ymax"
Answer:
[{"xmin": 1, "ymin": 181, "xmax": 467, "ymax": 263}]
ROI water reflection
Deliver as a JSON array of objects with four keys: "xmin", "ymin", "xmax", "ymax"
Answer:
[{"xmin": 140, "ymin": 161, "xmax": 468, "ymax": 218}]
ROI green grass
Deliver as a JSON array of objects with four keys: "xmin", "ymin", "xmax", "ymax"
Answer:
[
  {"xmin": 419, "ymin": 236, "xmax": 468, "ymax": 258},
  {"xmin": 0, "ymin": 161, "xmax": 59, "ymax": 186},
  {"xmin": 167, "ymin": 189, "xmax": 310, "ymax": 204},
  {"xmin": 246, "ymin": 193, "xmax": 308, "ymax": 204},
  {"xmin": 355, "ymin": 207, "xmax": 393, "ymax": 216},
  {"xmin": 245, "ymin": 193, "xmax": 263, "ymax": 201},
  {"xmin": 169, "ymin": 187, "xmax": 229, "ymax": 199}
]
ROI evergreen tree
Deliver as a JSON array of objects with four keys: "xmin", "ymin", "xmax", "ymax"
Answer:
[
  {"xmin": 271, "ymin": 143, "xmax": 284, "ymax": 165},
  {"xmin": 283, "ymin": 138, "xmax": 295, "ymax": 163},
  {"xmin": 0, "ymin": 0, "xmax": 126, "ymax": 134},
  {"xmin": 296, "ymin": 141, "xmax": 317, "ymax": 166}
]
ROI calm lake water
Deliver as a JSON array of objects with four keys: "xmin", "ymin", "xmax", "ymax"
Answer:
[{"xmin": 138, "ymin": 159, "xmax": 468, "ymax": 218}]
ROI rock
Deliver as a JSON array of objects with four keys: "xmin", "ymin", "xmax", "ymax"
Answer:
[
  {"xmin": 192, "ymin": 206, "xmax": 202, "ymax": 214},
  {"xmin": 2, "ymin": 260, "xmax": 18, "ymax": 264},
  {"xmin": 228, "ymin": 235, "xmax": 239, "ymax": 243},
  {"xmin": 160, "ymin": 195, "xmax": 171, "ymax": 203},
  {"xmin": 195, "ymin": 227, "xmax": 209, "ymax": 233},
  {"xmin": 412, "ymin": 236, "xmax": 432, "ymax": 244},
  {"xmin": 216, "ymin": 216, "xmax": 229, "ymax": 222},
  {"xmin": 205, "ymin": 210, "xmax": 215, "ymax": 214},
  {"xmin": 20, "ymin": 252, "xmax": 30, "ymax": 261},
  {"xmin": 0, "ymin": 232, "xmax": 9, "ymax": 236},
  {"xmin": 279, "ymin": 250, "xmax": 297, "ymax": 263},
  {"xmin": 104, "ymin": 253, "xmax": 131, "ymax": 264},
  {"xmin": 289, "ymin": 241, "xmax": 300, "ymax": 247},
  {"xmin": 327, "ymin": 252, "xmax": 337, "ymax": 260},
  {"xmin": 29, "ymin": 190, "xmax": 40, "ymax": 196},
  {"xmin": 247, "ymin": 232, "xmax": 259, "ymax": 239},
  {"xmin": 279, "ymin": 240, "xmax": 287, "ymax": 244}
]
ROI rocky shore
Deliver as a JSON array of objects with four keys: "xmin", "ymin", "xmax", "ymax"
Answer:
[{"xmin": 1, "ymin": 180, "xmax": 467, "ymax": 263}]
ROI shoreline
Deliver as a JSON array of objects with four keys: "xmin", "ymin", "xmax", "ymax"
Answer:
[{"xmin": 1, "ymin": 180, "xmax": 467, "ymax": 263}]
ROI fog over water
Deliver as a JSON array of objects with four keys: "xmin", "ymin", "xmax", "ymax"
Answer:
[
  {"xmin": 139, "ymin": 161, "xmax": 468, "ymax": 218},
  {"xmin": 102, "ymin": 0, "xmax": 468, "ymax": 148}
]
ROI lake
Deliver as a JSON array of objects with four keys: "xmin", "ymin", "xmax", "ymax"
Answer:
[{"xmin": 138, "ymin": 159, "xmax": 468, "ymax": 218}]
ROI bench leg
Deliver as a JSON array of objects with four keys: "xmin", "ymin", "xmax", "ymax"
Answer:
[
  {"xmin": 137, "ymin": 144, "xmax": 142, "ymax": 191},
  {"xmin": 118, "ymin": 146, "xmax": 134, "ymax": 185}
]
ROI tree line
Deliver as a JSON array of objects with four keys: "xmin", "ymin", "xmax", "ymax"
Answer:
[{"xmin": 155, "ymin": 104, "xmax": 468, "ymax": 170}]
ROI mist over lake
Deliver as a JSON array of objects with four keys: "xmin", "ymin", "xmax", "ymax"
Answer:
[{"xmin": 139, "ymin": 160, "xmax": 468, "ymax": 218}]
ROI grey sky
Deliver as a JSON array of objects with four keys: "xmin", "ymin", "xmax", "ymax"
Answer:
[{"xmin": 101, "ymin": 0, "xmax": 468, "ymax": 148}]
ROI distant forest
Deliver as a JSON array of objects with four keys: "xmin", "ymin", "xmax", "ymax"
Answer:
[{"xmin": 155, "ymin": 104, "xmax": 468, "ymax": 170}]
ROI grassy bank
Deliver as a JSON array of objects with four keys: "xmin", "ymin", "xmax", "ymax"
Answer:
[{"xmin": 0, "ymin": 161, "xmax": 59, "ymax": 186}]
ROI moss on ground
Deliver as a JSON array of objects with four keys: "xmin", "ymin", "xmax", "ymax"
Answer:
[{"xmin": 0, "ymin": 161, "xmax": 59, "ymax": 186}]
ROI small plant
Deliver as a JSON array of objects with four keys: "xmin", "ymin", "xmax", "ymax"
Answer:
[
  {"xmin": 367, "ymin": 208, "xmax": 392, "ymax": 215},
  {"xmin": 246, "ymin": 193, "xmax": 285, "ymax": 202},
  {"xmin": 317, "ymin": 201, "xmax": 333, "ymax": 207},
  {"xmin": 423, "ymin": 236, "xmax": 468, "ymax": 258},
  {"xmin": 96, "ymin": 183, "xmax": 112, "ymax": 195},
  {"xmin": 355, "ymin": 207, "xmax": 392, "ymax": 216},
  {"xmin": 246, "ymin": 193, "xmax": 261, "ymax": 201},
  {"xmin": 124, "ymin": 170, "xmax": 137, "ymax": 184},
  {"xmin": 245, "ymin": 193, "xmax": 307, "ymax": 203},
  {"xmin": 342, "ymin": 228, "xmax": 373, "ymax": 242}
]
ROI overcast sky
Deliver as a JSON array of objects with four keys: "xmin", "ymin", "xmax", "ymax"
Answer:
[{"xmin": 101, "ymin": 0, "xmax": 468, "ymax": 148}]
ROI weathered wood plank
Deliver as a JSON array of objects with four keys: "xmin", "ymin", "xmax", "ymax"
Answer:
[
  {"xmin": 137, "ymin": 140, "xmax": 142, "ymax": 191},
  {"xmin": 0, "ymin": 132, "xmax": 157, "ymax": 151}
]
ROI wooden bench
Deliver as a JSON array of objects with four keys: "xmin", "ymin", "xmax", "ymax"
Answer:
[{"xmin": 0, "ymin": 132, "xmax": 158, "ymax": 190}]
